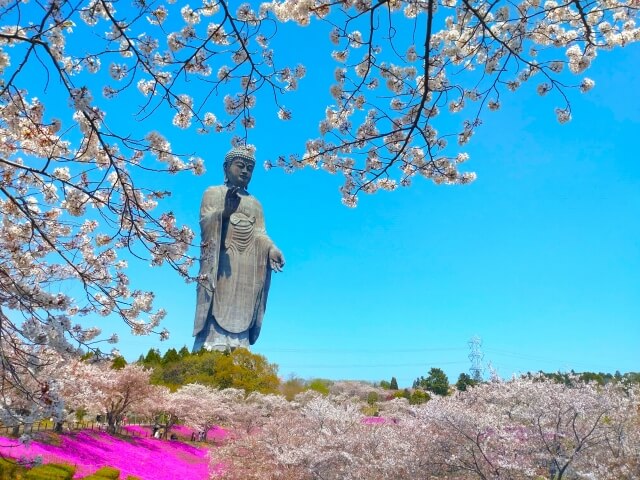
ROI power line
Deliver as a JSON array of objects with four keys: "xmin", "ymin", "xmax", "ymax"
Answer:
[
  {"xmin": 483, "ymin": 348, "xmax": 623, "ymax": 371},
  {"xmin": 258, "ymin": 347, "xmax": 466, "ymax": 354},
  {"xmin": 279, "ymin": 360, "xmax": 469, "ymax": 369}
]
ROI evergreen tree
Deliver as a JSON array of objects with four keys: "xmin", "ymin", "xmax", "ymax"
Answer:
[
  {"xmin": 111, "ymin": 356, "xmax": 127, "ymax": 370},
  {"xmin": 414, "ymin": 368, "xmax": 450, "ymax": 396},
  {"xmin": 409, "ymin": 389, "xmax": 430, "ymax": 405},
  {"xmin": 162, "ymin": 348, "xmax": 180, "ymax": 364},
  {"xmin": 143, "ymin": 348, "xmax": 162, "ymax": 365},
  {"xmin": 456, "ymin": 373, "xmax": 477, "ymax": 391},
  {"xmin": 390, "ymin": 377, "xmax": 399, "ymax": 390},
  {"xmin": 379, "ymin": 380, "xmax": 391, "ymax": 389}
]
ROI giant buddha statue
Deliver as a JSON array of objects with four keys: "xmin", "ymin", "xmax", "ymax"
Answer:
[{"xmin": 192, "ymin": 147, "xmax": 284, "ymax": 351}]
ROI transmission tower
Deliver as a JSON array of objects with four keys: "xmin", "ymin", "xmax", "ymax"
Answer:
[{"xmin": 468, "ymin": 336, "xmax": 484, "ymax": 382}]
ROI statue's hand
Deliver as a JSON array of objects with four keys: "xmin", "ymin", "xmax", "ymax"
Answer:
[
  {"xmin": 269, "ymin": 247, "xmax": 285, "ymax": 272},
  {"xmin": 223, "ymin": 187, "xmax": 241, "ymax": 218}
]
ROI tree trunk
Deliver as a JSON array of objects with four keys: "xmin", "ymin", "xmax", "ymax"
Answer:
[{"xmin": 106, "ymin": 413, "xmax": 117, "ymax": 434}]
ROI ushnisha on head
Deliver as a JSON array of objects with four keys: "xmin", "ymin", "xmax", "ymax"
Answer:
[{"xmin": 223, "ymin": 147, "xmax": 256, "ymax": 190}]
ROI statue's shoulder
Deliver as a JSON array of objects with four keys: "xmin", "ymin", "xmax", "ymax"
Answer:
[
  {"xmin": 202, "ymin": 185, "xmax": 227, "ymax": 199},
  {"xmin": 204, "ymin": 185, "xmax": 227, "ymax": 194}
]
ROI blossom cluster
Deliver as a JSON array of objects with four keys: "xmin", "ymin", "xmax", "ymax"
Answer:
[{"xmin": 261, "ymin": 0, "xmax": 639, "ymax": 205}]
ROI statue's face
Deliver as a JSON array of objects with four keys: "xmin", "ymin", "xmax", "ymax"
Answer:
[{"xmin": 225, "ymin": 157, "xmax": 255, "ymax": 189}]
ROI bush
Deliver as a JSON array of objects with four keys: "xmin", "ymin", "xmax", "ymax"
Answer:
[
  {"xmin": 394, "ymin": 389, "xmax": 411, "ymax": 400},
  {"xmin": 362, "ymin": 404, "xmax": 379, "ymax": 416},
  {"xmin": 0, "ymin": 458, "xmax": 27, "ymax": 480},
  {"xmin": 409, "ymin": 389, "xmax": 431, "ymax": 405},
  {"xmin": 25, "ymin": 463, "xmax": 75, "ymax": 480},
  {"xmin": 79, "ymin": 466, "xmax": 121, "ymax": 479},
  {"xmin": 92, "ymin": 467, "xmax": 120, "ymax": 479},
  {"xmin": 307, "ymin": 379, "xmax": 331, "ymax": 395}
]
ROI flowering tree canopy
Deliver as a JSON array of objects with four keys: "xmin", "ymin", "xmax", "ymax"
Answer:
[
  {"xmin": 265, "ymin": 0, "xmax": 638, "ymax": 206},
  {"xmin": 60, "ymin": 361, "xmax": 156, "ymax": 433},
  {"xmin": 0, "ymin": 344, "xmax": 68, "ymax": 430},
  {"xmin": 212, "ymin": 376, "xmax": 640, "ymax": 479},
  {"xmin": 1, "ymin": 0, "xmax": 638, "ymax": 422},
  {"xmin": 171, "ymin": 383, "xmax": 239, "ymax": 436}
]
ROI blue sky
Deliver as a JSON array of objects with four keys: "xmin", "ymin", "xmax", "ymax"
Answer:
[
  {"xmin": 109, "ymin": 38, "xmax": 640, "ymax": 388},
  {"xmin": 7, "ymin": 3, "xmax": 637, "ymax": 389}
]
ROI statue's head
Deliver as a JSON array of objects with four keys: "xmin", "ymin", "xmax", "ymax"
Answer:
[{"xmin": 223, "ymin": 147, "xmax": 255, "ymax": 190}]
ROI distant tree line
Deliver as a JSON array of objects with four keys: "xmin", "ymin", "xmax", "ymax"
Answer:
[
  {"xmin": 529, "ymin": 370, "xmax": 640, "ymax": 387},
  {"xmin": 381, "ymin": 368, "xmax": 640, "ymax": 402},
  {"xmin": 134, "ymin": 346, "xmax": 640, "ymax": 405}
]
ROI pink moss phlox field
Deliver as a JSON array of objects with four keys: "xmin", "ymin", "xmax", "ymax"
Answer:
[
  {"xmin": 206, "ymin": 426, "xmax": 229, "ymax": 441},
  {"xmin": 0, "ymin": 431, "xmax": 210, "ymax": 479}
]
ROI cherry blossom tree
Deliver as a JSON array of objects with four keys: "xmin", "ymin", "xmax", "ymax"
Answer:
[
  {"xmin": 61, "ymin": 360, "xmax": 155, "ymax": 433},
  {"xmin": 136, "ymin": 384, "xmax": 180, "ymax": 437},
  {"xmin": 0, "ymin": 341, "xmax": 67, "ymax": 435},
  {"xmin": 328, "ymin": 380, "xmax": 388, "ymax": 401},
  {"xmin": 412, "ymin": 375, "xmax": 640, "ymax": 479},
  {"xmin": 0, "ymin": 0, "xmax": 201, "ymax": 425},
  {"xmin": 224, "ymin": 391, "xmax": 290, "ymax": 435},
  {"xmin": 171, "ymin": 383, "xmax": 236, "ymax": 440}
]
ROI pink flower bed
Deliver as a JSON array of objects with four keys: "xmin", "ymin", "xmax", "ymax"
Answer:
[{"xmin": 0, "ymin": 431, "xmax": 212, "ymax": 479}]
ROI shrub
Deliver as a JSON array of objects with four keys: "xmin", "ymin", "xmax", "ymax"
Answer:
[
  {"xmin": 393, "ymin": 389, "xmax": 411, "ymax": 400},
  {"xmin": 92, "ymin": 467, "xmax": 120, "ymax": 479},
  {"xmin": 307, "ymin": 379, "xmax": 331, "ymax": 395},
  {"xmin": 366, "ymin": 391, "xmax": 379, "ymax": 405},
  {"xmin": 25, "ymin": 463, "xmax": 75, "ymax": 480},
  {"xmin": 79, "ymin": 466, "xmax": 121, "ymax": 479},
  {"xmin": 362, "ymin": 404, "xmax": 379, "ymax": 416},
  {"xmin": 0, "ymin": 458, "xmax": 27, "ymax": 480},
  {"xmin": 409, "ymin": 389, "xmax": 431, "ymax": 405}
]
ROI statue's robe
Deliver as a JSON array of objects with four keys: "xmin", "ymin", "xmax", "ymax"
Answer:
[{"xmin": 193, "ymin": 186, "xmax": 274, "ymax": 350}]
